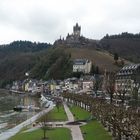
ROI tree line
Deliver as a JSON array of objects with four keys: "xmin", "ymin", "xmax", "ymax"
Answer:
[
  {"xmin": 103, "ymin": 32, "xmax": 140, "ymax": 39},
  {"xmin": 62, "ymin": 93, "xmax": 140, "ymax": 140}
]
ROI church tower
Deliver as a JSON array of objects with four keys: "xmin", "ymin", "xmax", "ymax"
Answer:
[{"xmin": 73, "ymin": 23, "xmax": 81, "ymax": 37}]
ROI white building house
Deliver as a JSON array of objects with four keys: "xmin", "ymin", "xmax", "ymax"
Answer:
[
  {"xmin": 83, "ymin": 81, "xmax": 93, "ymax": 90},
  {"xmin": 73, "ymin": 59, "xmax": 92, "ymax": 74},
  {"xmin": 115, "ymin": 64, "xmax": 140, "ymax": 98}
]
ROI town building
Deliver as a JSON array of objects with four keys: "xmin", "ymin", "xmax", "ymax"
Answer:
[
  {"xmin": 11, "ymin": 81, "xmax": 22, "ymax": 91},
  {"xmin": 73, "ymin": 59, "xmax": 92, "ymax": 74},
  {"xmin": 115, "ymin": 64, "xmax": 140, "ymax": 97},
  {"xmin": 82, "ymin": 81, "xmax": 93, "ymax": 91}
]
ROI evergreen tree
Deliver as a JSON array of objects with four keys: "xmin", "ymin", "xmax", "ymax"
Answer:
[
  {"xmin": 95, "ymin": 66, "xmax": 99, "ymax": 74},
  {"xmin": 114, "ymin": 53, "xmax": 119, "ymax": 64}
]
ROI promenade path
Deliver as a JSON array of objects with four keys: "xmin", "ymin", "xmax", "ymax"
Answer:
[
  {"xmin": 0, "ymin": 103, "xmax": 54, "ymax": 140},
  {"xmin": 63, "ymin": 103, "xmax": 84, "ymax": 140},
  {"xmin": 24, "ymin": 103, "xmax": 84, "ymax": 140},
  {"xmin": 2, "ymin": 101, "xmax": 84, "ymax": 140}
]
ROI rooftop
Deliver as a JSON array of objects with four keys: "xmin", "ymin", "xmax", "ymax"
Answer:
[
  {"xmin": 117, "ymin": 63, "xmax": 140, "ymax": 76},
  {"xmin": 73, "ymin": 59, "xmax": 88, "ymax": 65},
  {"xmin": 122, "ymin": 64, "xmax": 140, "ymax": 70}
]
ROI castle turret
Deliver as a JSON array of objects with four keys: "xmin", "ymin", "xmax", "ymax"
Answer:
[{"xmin": 73, "ymin": 23, "xmax": 81, "ymax": 37}]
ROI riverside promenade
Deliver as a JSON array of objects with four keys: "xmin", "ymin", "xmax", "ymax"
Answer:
[
  {"xmin": 0, "ymin": 103, "xmax": 54, "ymax": 140},
  {"xmin": 23, "ymin": 103, "xmax": 84, "ymax": 140},
  {"xmin": 63, "ymin": 103, "xmax": 84, "ymax": 140},
  {"xmin": 2, "ymin": 102, "xmax": 84, "ymax": 140}
]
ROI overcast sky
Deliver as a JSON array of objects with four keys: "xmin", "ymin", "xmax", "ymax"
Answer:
[{"xmin": 0, "ymin": 0, "xmax": 140, "ymax": 44}]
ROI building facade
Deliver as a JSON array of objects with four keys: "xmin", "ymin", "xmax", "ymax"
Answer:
[
  {"xmin": 73, "ymin": 59, "xmax": 92, "ymax": 74},
  {"xmin": 115, "ymin": 64, "xmax": 140, "ymax": 97}
]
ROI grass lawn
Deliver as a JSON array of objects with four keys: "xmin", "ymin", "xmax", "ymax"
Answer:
[
  {"xmin": 81, "ymin": 120, "xmax": 112, "ymax": 140},
  {"xmin": 70, "ymin": 105, "xmax": 112, "ymax": 140},
  {"xmin": 38, "ymin": 105, "xmax": 67, "ymax": 122},
  {"xmin": 70, "ymin": 105, "xmax": 91, "ymax": 120},
  {"xmin": 9, "ymin": 128, "xmax": 72, "ymax": 140}
]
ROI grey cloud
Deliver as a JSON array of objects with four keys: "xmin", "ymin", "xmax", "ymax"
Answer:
[{"xmin": 0, "ymin": 0, "xmax": 140, "ymax": 44}]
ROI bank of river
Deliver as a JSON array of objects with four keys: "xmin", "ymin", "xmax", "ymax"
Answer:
[{"xmin": 0, "ymin": 91, "xmax": 40, "ymax": 133}]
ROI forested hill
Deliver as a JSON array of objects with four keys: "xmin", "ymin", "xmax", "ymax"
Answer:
[
  {"xmin": 0, "ymin": 41, "xmax": 73, "ymax": 88},
  {"xmin": 1, "ymin": 33, "xmax": 139, "ymax": 88},
  {"xmin": 0, "ymin": 41, "xmax": 52, "ymax": 87},
  {"xmin": 0, "ymin": 40, "xmax": 51, "ymax": 54},
  {"xmin": 99, "ymin": 32, "xmax": 140, "ymax": 63},
  {"xmin": 0, "ymin": 39, "xmax": 121, "ymax": 88}
]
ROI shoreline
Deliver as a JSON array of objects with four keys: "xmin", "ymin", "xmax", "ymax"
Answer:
[
  {"xmin": 0, "ymin": 89, "xmax": 10, "ymax": 94},
  {"xmin": 0, "ymin": 104, "xmax": 54, "ymax": 140},
  {"xmin": 9, "ymin": 90, "xmax": 41, "ymax": 98}
]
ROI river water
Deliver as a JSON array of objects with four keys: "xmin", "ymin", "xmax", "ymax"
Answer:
[{"xmin": 0, "ymin": 91, "xmax": 40, "ymax": 133}]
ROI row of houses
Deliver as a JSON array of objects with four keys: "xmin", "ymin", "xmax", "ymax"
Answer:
[
  {"xmin": 11, "ymin": 60, "xmax": 140, "ymax": 105},
  {"xmin": 11, "ymin": 58, "xmax": 94, "ymax": 95},
  {"xmin": 72, "ymin": 61, "xmax": 140, "ymax": 100},
  {"xmin": 73, "ymin": 58, "xmax": 140, "ymax": 93},
  {"xmin": 11, "ymin": 75, "xmax": 99, "ymax": 95},
  {"xmin": 11, "ymin": 79, "xmax": 43, "ymax": 93}
]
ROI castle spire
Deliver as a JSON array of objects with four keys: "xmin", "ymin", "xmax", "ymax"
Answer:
[{"xmin": 73, "ymin": 23, "xmax": 81, "ymax": 37}]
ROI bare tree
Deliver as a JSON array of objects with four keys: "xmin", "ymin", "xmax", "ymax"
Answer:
[
  {"xmin": 132, "ymin": 85, "xmax": 139, "ymax": 108},
  {"xmin": 40, "ymin": 112, "xmax": 49, "ymax": 140},
  {"xmin": 62, "ymin": 92, "xmax": 140, "ymax": 139},
  {"xmin": 106, "ymin": 72, "xmax": 116, "ymax": 104},
  {"xmin": 55, "ymin": 97, "xmax": 62, "ymax": 112},
  {"xmin": 117, "ymin": 89, "xmax": 127, "ymax": 106}
]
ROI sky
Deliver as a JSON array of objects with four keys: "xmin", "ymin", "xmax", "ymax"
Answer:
[{"xmin": 0, "ymin": 0, "xmax": 140, "ymax": 44}]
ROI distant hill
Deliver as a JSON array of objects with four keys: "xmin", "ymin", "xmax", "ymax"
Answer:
[
  {"xmin": 64, "ymin": 47, "xmax": 129, "ymax": 72},
  {"xmin": 0, "ymin": 40, "xmax": 123, "ymax": 88},
  {"xmin": 0, "ymin": 41, "xmax": 51, "ymax": 87},
  {"xmin": 54, "ymin": 33, "xmax": 122, "ymax": 71},
  {"xmin": 99, "ymin": 32, "xmax": 140, "ymax": 63},
  {"xmin": 0, "ymin": 41, "xmax": 74, "ymax": 88},
  {"xmin": 1, "ymin": 34, "xmax": 138, "ymax": 88},
  {"xmin": 54, "ymin": 32, "xmax": 139, "ymax": 64},
  {"xmin": 54, "ymin": 33, "xmax": 131, "ymax": 72}
]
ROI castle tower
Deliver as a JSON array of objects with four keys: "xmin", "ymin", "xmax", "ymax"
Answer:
[{"xmin": 73, "ymin": 23, "xmax": 81, "ymax": 37}]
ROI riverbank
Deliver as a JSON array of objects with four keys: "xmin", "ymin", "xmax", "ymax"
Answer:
[
  {"xmin": 0, "ymin": 104, "xmax": 54, "ymax": 140},
  {"xmin": 9, "ymin": 103, "xmax": 83, "ymax": 140},
  {"xmin": 9, "ymin": 89, "xmax": 41, "ymax": 97},
  {"xmin": 0, "ymin": 89, "xmax": 10, "ymax": 94},
  {"xmin": 9, "ymin": 90, "xmax": 26, "ymax": 94}
]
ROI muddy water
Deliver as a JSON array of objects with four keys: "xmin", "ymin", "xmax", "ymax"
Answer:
[{"xmin": 0, "ymin": 91, "xmax": 40, "ymax": 133}]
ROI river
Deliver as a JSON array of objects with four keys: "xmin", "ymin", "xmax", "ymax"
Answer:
[{"xmin": 0, "ymin": 91, "xmax": 40, "ymax": 133}]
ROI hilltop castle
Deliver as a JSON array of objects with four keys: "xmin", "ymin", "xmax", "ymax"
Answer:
[
  {"xmin": 54, "ymin": 23, "xmax": 89, "ymax": 47},
  {"xmin": 73, "ymin": 23, "xmax": 81, "ymax": 37}
]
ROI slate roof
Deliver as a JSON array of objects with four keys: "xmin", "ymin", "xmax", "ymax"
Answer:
[
  {"xmin": 117, "ymin": 64, "xmax": 140, "ymax": 76},
  {"xmin": 73, "ymin": 59, "xmax": 88, "ymax": 65},
  {"xmin": 122, "ymin": 64, "xmax": 140, "ymax": 70}
]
